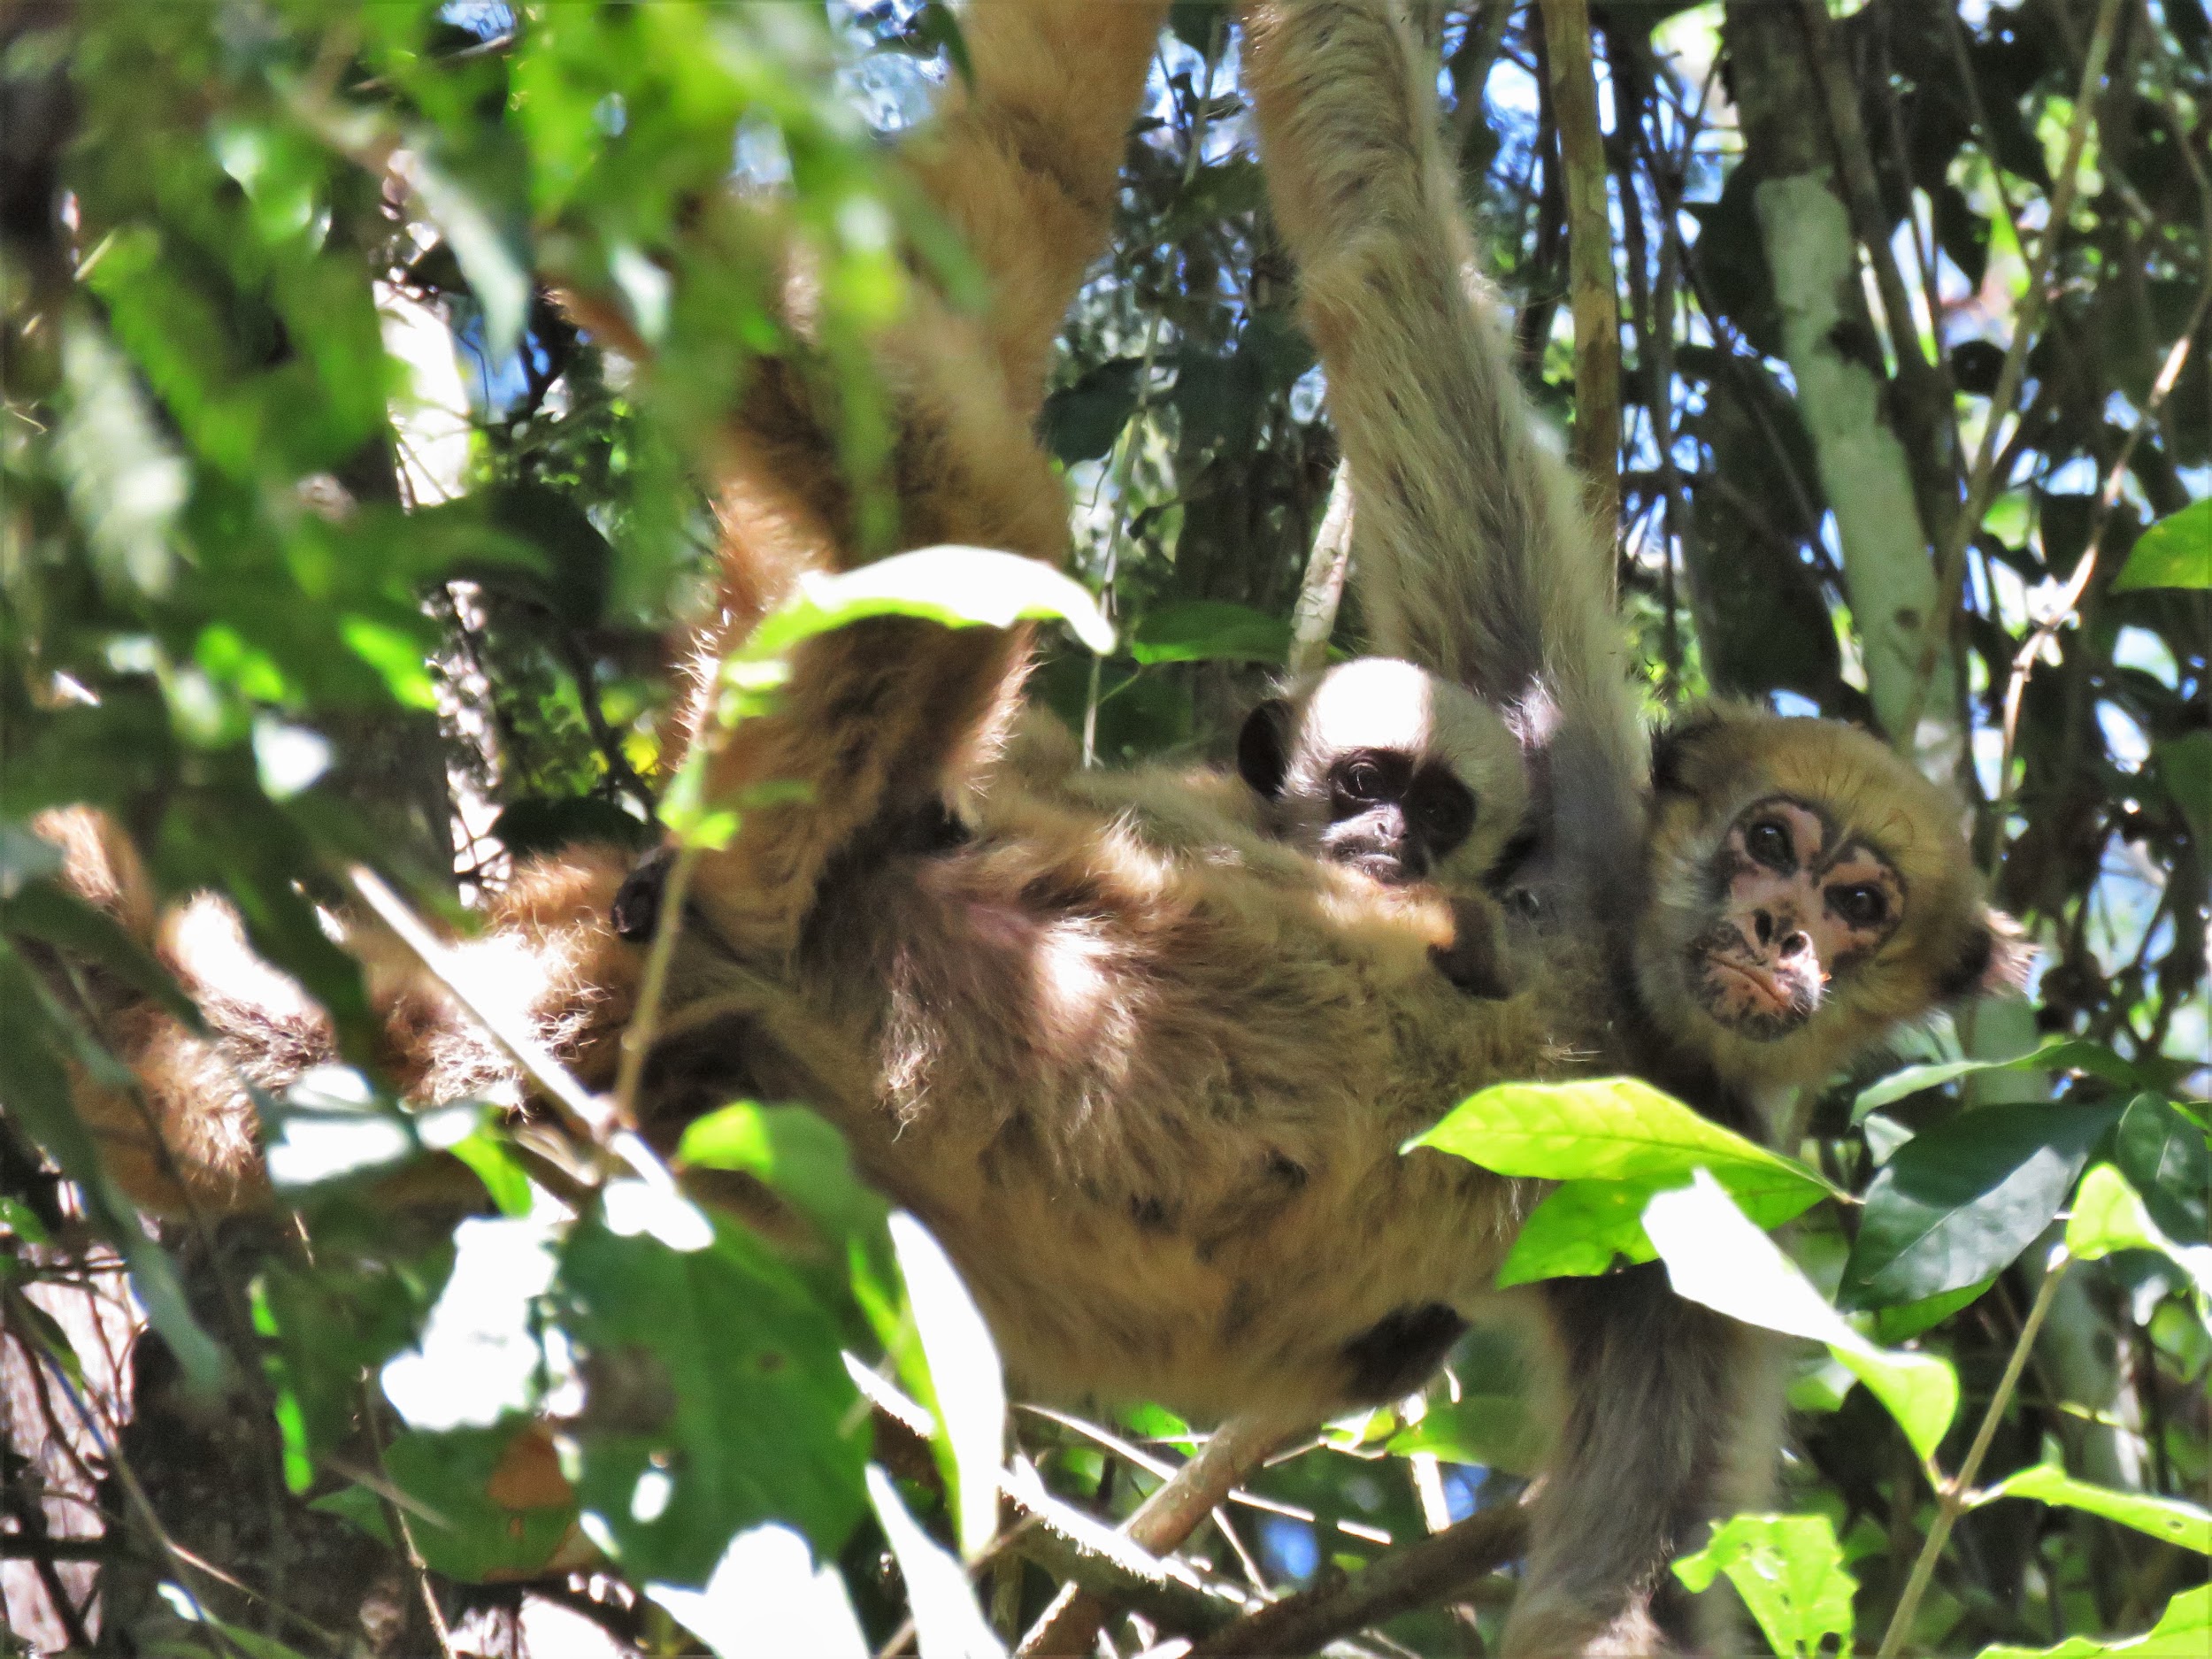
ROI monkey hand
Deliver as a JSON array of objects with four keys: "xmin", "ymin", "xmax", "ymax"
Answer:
[{"xmin": 1429, "ymin": 893, "xmax": 1515, "ymax": 1000}]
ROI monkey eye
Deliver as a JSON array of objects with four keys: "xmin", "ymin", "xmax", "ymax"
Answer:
[
  {"xmin": 1745, "ymin": 818, "xmax": 1793, "ymax": 869},
  {"xmin": 1830, "ymin": 883, "xmax": 1888, "ymax": 929},
  {"xmin": 1411, "ymin": 779, "xmax": 1475, "ymax": 850},
  {"xmin": 1340, "ymin": 759, "xmax": 1388, "ymax": 802}
]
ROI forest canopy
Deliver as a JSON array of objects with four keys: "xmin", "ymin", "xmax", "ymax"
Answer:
[{"xmin": 0, "ymin": 2, "xmax": 2206, "ymax": 1656}]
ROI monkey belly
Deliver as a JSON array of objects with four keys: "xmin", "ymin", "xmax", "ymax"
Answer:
[{"xmin": 792, "ymin": 833, "xmax": 1585, "ymax": 1420}]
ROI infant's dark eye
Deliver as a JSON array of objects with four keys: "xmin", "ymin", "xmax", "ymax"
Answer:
[
  {"xmin": 1413, "ymin": 780, "xmax": 1475, "ymax": 851},
  {"xmin": 1341, "ymin": 760, "xmax": 1386, "ymax": 802},
  {"xmin": 1746, "ymin": 819, "xmax": 1792, "ymax": 869},
  {"xmin": 1830, "ymin": 884, "xmax": 1888, "ymax": 929}
]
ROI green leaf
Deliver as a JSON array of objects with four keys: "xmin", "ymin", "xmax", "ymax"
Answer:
[
  {"xmin": 1851, "ymin": 1041, "xmax": 2140, "ymax": 1119},
  {"xmin": 2113, "ymin": 498, "xmax": 2212, "ymax": 592},
  {"xmin": 2066, "ymin": 1164, "xmax": 2212, "ymax": 1296},
  {"xmin": 677, "ymin": 1101, "xmax": 891, "ymax": 1280},
  {"xmin": 644, "ymin": 1523, "xmax": 867, "ymax": 1659},
  {"xmin": 315, "ymin": 1420, "xmax": 580, "ymax": 1583},
  {"xmin": 1671, "ymin": 1513, "xmax": 1856, "ymax": 1658},
  {"xmin": 1974, "ymin": 1584, "xmax": 2209, "ymax": 1658},
  {"xmin": 1644, "ymin": 1172, "xmax": 1959, "ymax": 1459},
  {"xmin": 745, "ymin": 546, "xmax": 1114, "ymax": 660},
  {"xmin": 2156, "ymin": 731, "xmax": 2212, "ymax": 841},
  {"xmin": 1041, "ymin": 357, "xmax": 1142, "ymax": 465},
  {"xmin": 1126, "ymin": 601, "xmax": 1293, "ymax": 666},
  {"xmin": 0, "ymin": 944, "xmax": 227, "ymax": 1394},
  {"xmin": 1973, "ymin": 1463, "xmax": 2212, "ymax": 1554},
  {"xmin": 889, "ymin": 1211, "xmax": 1004, "ymax": 1561},
  {"xmin": 1839, "ymin": 1105, "xmax": 2120, "ymax": 1310},
  {"xmin": 559, "ymin": 1211, "xmax": 867, "ymax": 1585},
  {"xmin": 1409, "ymin": 1076, "xmax": 1834, "ymax": 1213},
  {"xmin": 1384, "ymin": 1325, "xmax": 1547, "ymax": 1474},
  {"xmin": 2116, "ymin": 1094, "xmax": 2212, "ymax": 1242},
  {"xmin": 1871, "ymin": 1278, "xmax": 1995, "ymax": 1345},
  {"xmin": 1496, "ymin": 1179, "xmax": 1664, "ymax": 1285}
]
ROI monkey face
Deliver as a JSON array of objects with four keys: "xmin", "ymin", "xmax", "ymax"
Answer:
[
  {"xmin": 1686, "ymin": 795, "xmax": 1903, "ymax": 1039},
  {"xmin": 1317, "ymin": 749, "xmax": 1477, "ymax": 884}
]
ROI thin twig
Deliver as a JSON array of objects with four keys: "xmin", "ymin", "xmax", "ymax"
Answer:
[
  {"xmin": 1908, "ymin": 0, "xmax": 2127, "ymax": 736},
  {"xmin": 1878, "ymin": 1251, "xmax": 2071, "ymax": 1658},
  {"xmin": 345, "ymin": 865, "xmax": 611, "ymax": 1146},
  {"xmin": 611, "ymin": 842, "xmax": 700, "ymax": 1125},
  {"xmin": 1536, "ymin": 0, "xmax": 1622, "ymax": 531},
  {"xmin": 1185, "ymin": 1496, "xmax": 1531, "ymax": 1659},
  {"xmin": 360, "ymin": 1376, "xmax": 457, "ymax": 1659}
]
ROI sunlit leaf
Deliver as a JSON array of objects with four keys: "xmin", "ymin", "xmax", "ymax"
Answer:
[
  {"xmin": 2066, "ymin": 1164, "xmax": 2212, "ymax": 1297},
  {"xmin": 746, "ymin": 546, "xmax": 1115, "ymax": 660},
  {"xmin": 315, "ymin": 1419, "xmax": 581, "ymax": 1583},
  {"xmin": 2113, "ymin": 499, "xmax": 2212, "ymax": 592},
  {"xmin": 1644, "ymin": 1171, "xmax": 1958, "ymax": 1458},
  {"xmin": 890, "ymin": 1210, "xmax": 1004, "ymax": 1561},
  {"xmin": 1973, "ymin": 1463, "xmax": 2212, "ymax": 1554},
  {"xmin": 1975, "ymin": 1585, "xmax": 2210, "ymax": 1658},
  {"xmin": 646, "ymin": 1523, "xmax": 867, "ymax": 1659},
  {"xmin": 865, "ymin": 1465, "xmax": 1007, "ymax": 1659},
  {"xmin": 1852, "ymin": 1041, "xmax": 2140, "ymax": 1119},
  {"xmin": 2116, "ymin": 1094, "xmax": 2212, "ymax": 1242},
  {"xmin": 1127, "ymin": 601, "xmax": 1293, "ymax": 665},
  {"xmin": 1671, "ymin": 1513, "xmax": 1855, "ymax": 1658},
  {"xmin": 1410, "ymin": 1078, "xmax": 1834, "ymax": 1244}
]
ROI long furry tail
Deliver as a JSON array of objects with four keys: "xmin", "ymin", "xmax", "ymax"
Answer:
[{"xmin": 1239, "ymin": 0, "xmax": 1644, "ymax": 882}]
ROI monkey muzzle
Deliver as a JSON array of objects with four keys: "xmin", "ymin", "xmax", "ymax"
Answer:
[
  {"xmin": 1322, "ymin": 807, "xmax": 1427, "ymax": 884},
  {"xmin": 1691, "ymin": 919, "xmax": 1824, "ymax": 1038}
]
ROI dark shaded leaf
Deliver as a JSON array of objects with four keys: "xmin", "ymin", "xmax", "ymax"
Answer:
[{"xmin": 1839, "ymin": 1105, "xmax": 2122, "ymax": 1309}]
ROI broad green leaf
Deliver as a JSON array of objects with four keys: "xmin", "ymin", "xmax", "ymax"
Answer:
[
  {"xmin": 1644, "ymin": 1172, "xmax": 1958, "ymax": 1458},
  {"xmin": 1852, "ymin": 1041, "xmax": 2139, "ymax": 1120},
  {"xmin": 1409, "ymin": 1079, "xmax": 1834, "ymax": 1218},
  {"xmin": 1041, "ymin": 357, "xmax": 1142, "ymax": 464},
  {"xmin": 559, "ymin": 1212, "xmax": 866, "ymax": 1584},
  {"xmin": 679, "ymin": 1102, "xmax": 890, "ymax": 1262},
  {"xmin": 1497, "ymin": 1179, "xmax": 1663, "ymax": 1285},
  {"xmin": 2116, "ymin": 1094, "xmax": 2211, "ymax": 1241},
  {"xmin": 2, "ymin": 878, "xmax": 203, "ymax": 1029},
  {"xmin": 2067, "ymin": 1164, "xmax": 2212, "ymax": 1296},
  {"xmin": 645, "ymin": 1524, "xmax": 867, "ymax": 1659},
  {"xmin": 1975, "ymin": 1584, "xmax": 2209, "ymax": 1658},
  {"xmin": 2113, "ymin": 498, "xmax": 2212, "ymax": 592},
  {"xmin": 313, "ymin": 1420, "xmax": 580, "ymax": 1583},
  {"xmin": 1839, "ymin": 1105, "xmax": 2119, "ymax": 1309},
  {"xmin": 1671, "ymin": 1513, "xmax": 1855, "ymax": 1658},
  {"xmin": 745, "ymin": 546, "xmax": 1114, "ymax": 660},
  {"xmin": 890, "ymin": 1211, "xmax": 1004, "ymax": 1561},
  {"xmin": 1872, "ymin": 1279, "xmax": 1994, "ymax": 1344},
  {"xmin": 2157, "ymin": 731, "xmax": 2212, "ymax": 841},
  {"xmin": 865, "ymin": 1465, "xmax": 1008, "ymax": 1659},
  {"xmin": 1973, "ymin": 1463, "xmax": 2212, "ymax": 1553},
  {"xmin": 1126, "ymin": 601, "xmax": 1293, "ymax": 666}
]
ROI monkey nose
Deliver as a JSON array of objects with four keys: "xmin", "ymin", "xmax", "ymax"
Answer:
[
  {"xmin": 1753, "ymin": 909, "xmax": 1775, "ymax": 947},
  {"xmin": 1778, "ymin": 930, "xmax": 1811, "ymax": 960}
]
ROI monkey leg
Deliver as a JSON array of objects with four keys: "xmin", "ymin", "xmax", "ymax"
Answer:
[{"xmin": 1508, "ymin": 1269, "xmax": 1784, "ymax": 1657}]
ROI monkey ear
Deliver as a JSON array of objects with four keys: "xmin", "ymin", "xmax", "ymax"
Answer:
[
  {"xmin": 1649, "ymin": 710, "xmax": 1725, "ymax": 796},
  {"xmin": 1237, "ymin": 698, "xmax": 1294, "ymax": 799},
  {"xmin": 1938, "ymin": 910, "xmax": 2036, "ymax": 1001}
]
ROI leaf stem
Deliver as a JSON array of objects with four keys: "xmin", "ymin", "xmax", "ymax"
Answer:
[
  {"xmin": 612, "ymin": 841, "xmax": 701, "ymax": 1127},
  {"xmin": 1877, "ymin": 1249, "xmax": 2070, "ymax": 1657}
]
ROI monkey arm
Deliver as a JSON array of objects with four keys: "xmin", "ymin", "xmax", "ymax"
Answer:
[{"xmin": 1238, "ymin": 0, "xmax": 1644, "ymax": 898}]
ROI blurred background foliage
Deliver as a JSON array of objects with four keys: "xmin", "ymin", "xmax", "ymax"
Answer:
[{"xmin": 0, "ymin": 0, "xmax": 2205, "ymax": 1655}]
